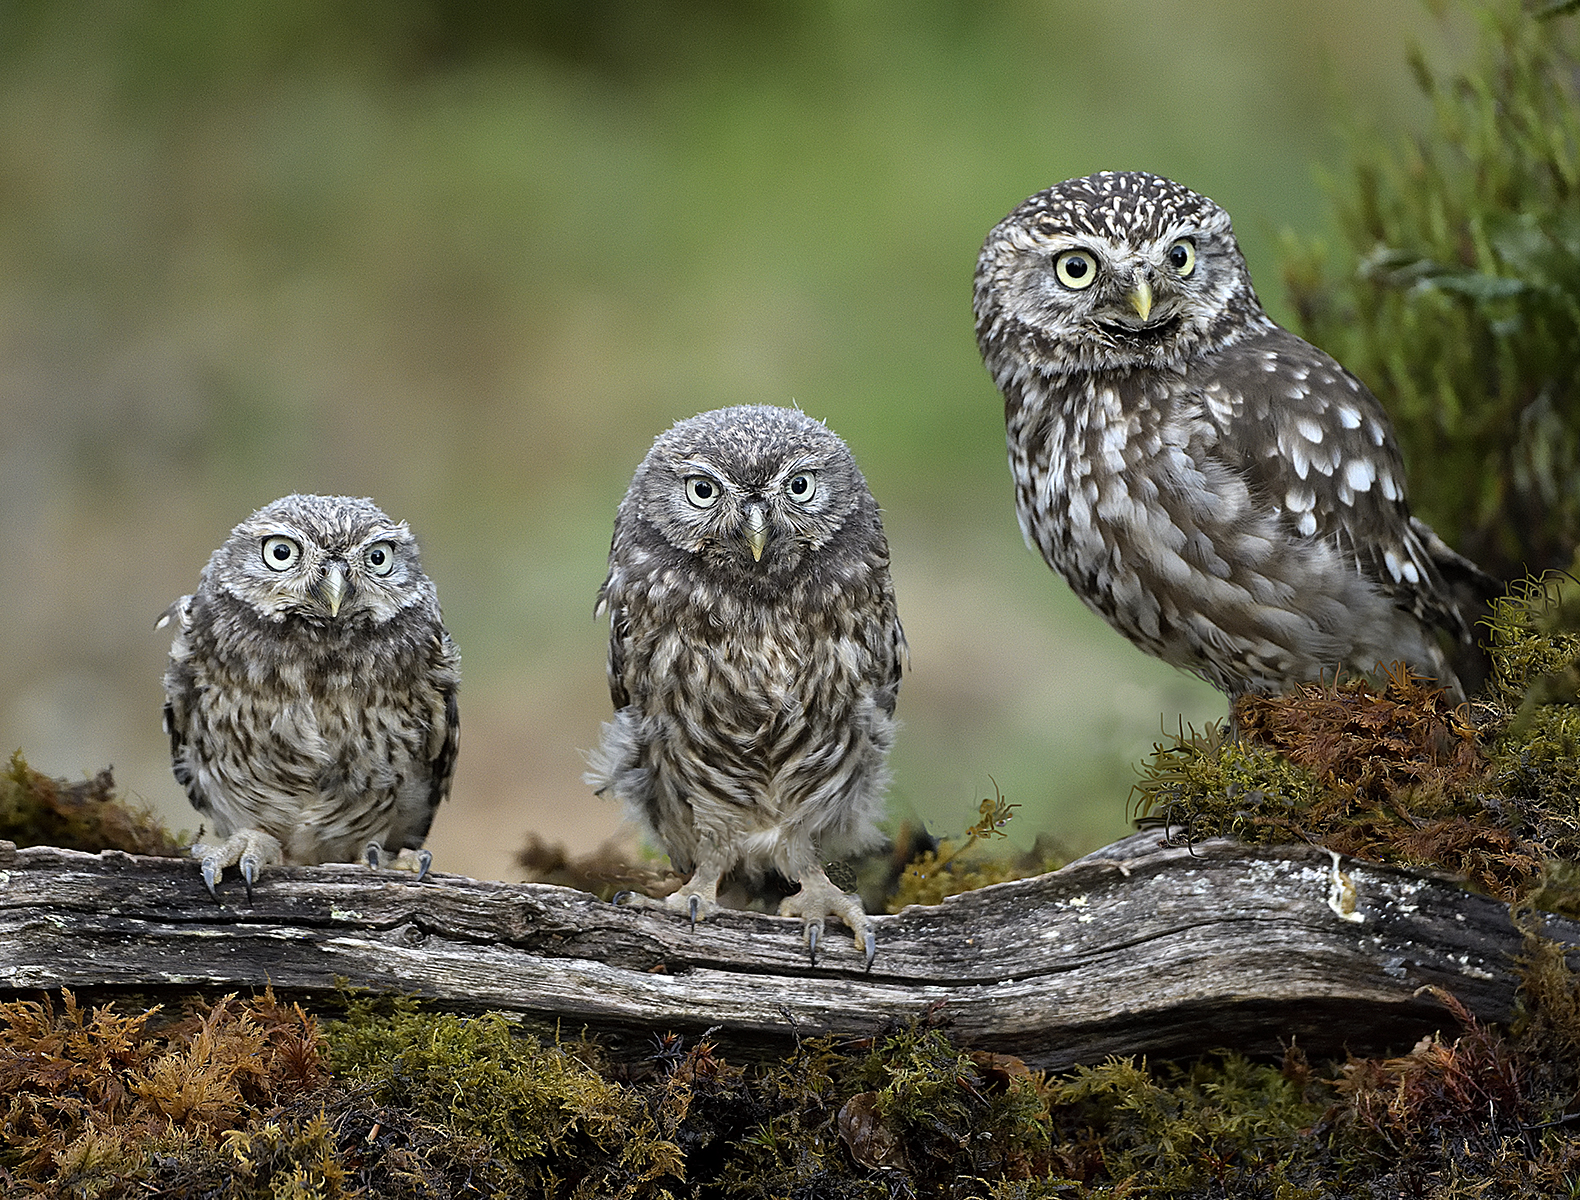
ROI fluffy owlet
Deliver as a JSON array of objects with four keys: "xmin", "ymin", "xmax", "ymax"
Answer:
[
  {"xmin": 974, "ymin": 171, "xmax": 1494, "ymax": 701},
  {"xmin": 587, "ymin": 405, "xmax": 904, "ymax": 966},
  {"xmin": 160, "ymin": 494, "xmax": 460, "ymax": 897}
]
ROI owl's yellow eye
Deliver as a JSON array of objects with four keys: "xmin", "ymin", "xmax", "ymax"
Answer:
[
  {"xmin": 1053, "ymin": 249, "xmax": 1098, "ymax": 290},
  {"xmin": 786, "ymin": 472, "xmax": 817, "ymax": 504},
  {"xmin": 261, "ymin": 536, "xmax": 301, "ymax": 572},
  {"xmin": 684, "ymin": 476, "xmax": 721, "ymax": 509},
  {"xmin": 365, "ymin": 541, "xmax": 397, "ymax": 577},
  {"xmin": 1167, "ymin": 238, "xmax": 1196, "ymax": 276}
]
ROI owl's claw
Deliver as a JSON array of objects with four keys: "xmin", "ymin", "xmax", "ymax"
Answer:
[
  {"xmin": 239, "ymin": 851, "xmax": 261, "ymax": 901},
  {"xmin": 192, "ymin": 829, "xmax": 282, "ymax": 903},
  {"xmin": 688, "ymin": 893, "xmax": 701, "ymax": 930},
  {"xmin": 779, "ymin": 868, "xmax": 875, "ymax": 964},
  {"xmin": 612, "ymin": 890, "xmax": 634, "ymax": 905},
  {"xmin": 363, "ymin": 842, "xmax": 434, "ymax": 881}
]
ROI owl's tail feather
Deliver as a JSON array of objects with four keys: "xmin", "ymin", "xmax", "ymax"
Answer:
[{"xmin": 1410, "ymin": 516, "xmax": 1502, "ymax": 697}]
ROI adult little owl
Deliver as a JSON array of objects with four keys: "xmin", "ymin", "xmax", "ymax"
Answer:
[
  {"xmin": 973, "ymin": 171, "xmax": 1493, "ymax": 701},
  {"xmin": 160, "ymin": 493, "xmax": 460, "ymax": 897},
  {"xmin": 587, "ymin": 405, "xmax": 904, "ymax": 965}
]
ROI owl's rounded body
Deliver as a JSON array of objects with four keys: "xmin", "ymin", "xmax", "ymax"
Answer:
[
  {"xmin": 589, "ymin": 405, "xmax": 903, "ymax": 962},
  {"xmin": 162, "ymin": 494, "xmax": 460, "ymax": 894},
  {"xmin": 975, "ymin": 172, "xmax": 1493, "ymax": 701}
]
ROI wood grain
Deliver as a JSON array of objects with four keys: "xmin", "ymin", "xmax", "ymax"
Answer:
[{"xmin": 0, "ymin": 833, "xmax": 1566, "ymax": 1070}]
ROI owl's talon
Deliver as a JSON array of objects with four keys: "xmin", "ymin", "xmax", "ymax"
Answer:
[
  {"xmin": 201, "ymin": 859, "xmax": 221, "ymax": 900},
  {"xmin": 414, "ymin": 848, "xmax": 432, "ymax": 881},
  {"xmin": 688, "ymin": 893, "xmax": 700, "ymax": 931},
  {"xmin": 805, "ymin": 920, "xmax": 822, "ymax": 964},
  {"xmin": 863, "ymin": 930, "xmax": 876, "ymax": 970},
  {"xmin": 239, "ymin": 852, "xmax": 260, "ymax": 899},
  {"xmin": 612, "ymin": 890, "xmax": 634, "ymax": 906},
  {"xmin": 365, "ymin": 842, "xmax": 383, "ymax": 869}
]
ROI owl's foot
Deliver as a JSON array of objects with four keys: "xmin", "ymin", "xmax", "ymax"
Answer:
[
  {"xmin": 364, "ymin": 841, "xmax": 433, "ymax": 881},
  {"xmin": 609, "ymin": 888, "xmax": 718, "ymax": 930},
  {"xmin": 191, "ymin": 829, "xmax": 284, "ymax": 902},
  {"xmin": 779, "ymin": 870, "xmax": 875, "ymax": 968},
  {"xmin": 662, "ymin": 885, "xmax": 723, "ymax": 930},
  {"xmin": 613, "ymin": 862, "xmax": 724, "ymax": 931}
]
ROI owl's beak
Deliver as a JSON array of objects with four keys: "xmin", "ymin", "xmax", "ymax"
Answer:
[
  {"xmin": 313, "ymin": 560, "xmax": 350, "ymax": 617},
  {"xmin": 1127, "ymin": 277, "xmax": 1154, "ymax": 322},
  {"xmin": 742, "ymin": 504, "xmax": 770, "ymax": 562}
]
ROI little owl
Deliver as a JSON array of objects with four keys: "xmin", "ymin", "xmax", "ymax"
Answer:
[
  {"xmin": 160, "ymin": 493, "xmax": 460, "ymax": 898},
  {"xmin": 973, "ymin": 171, "xmax": 1493, "ymax": 702},
  {"xmin": 587, "ymin": 405, "xmax": 904, "ymax": 966}
]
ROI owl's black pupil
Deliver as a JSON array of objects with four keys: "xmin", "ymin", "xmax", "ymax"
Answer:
[
  {"xmin": 693, "ymin": 481, "xmax": 713, "ymax": 498},
  {"xmin": 1170, "ymin": 246, "xmax": 1188, "ymax": 267},
  {"xmin": 370, "ymin": 549, "xmax": 385, "ymax": 565},
  {"xmin": 1064, "ymin": 256, "xmax": 1089, "ymax": 278},
  {"xmin": 271, "ymin": 544, "xmax": 290, "ymax": 560},
  {"xmin": 791, "ymin": 477, "xmax": 808, "ymax": 493}
]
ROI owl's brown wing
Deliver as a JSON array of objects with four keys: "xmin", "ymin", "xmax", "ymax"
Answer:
[
  {"xmin": 594, "ymin": 565, "xmax": 632, "ymax": 711},
  {"xmin": 425, "ymin": 633, "xmax": 462, "ymax": 814},
  {"xmin": 1199, "ymin": 326, "xmax": 1489, "ymax": 642},
  {"xmin": 157, "ymin": 594, "xmax": 214, "ymax": 819}
]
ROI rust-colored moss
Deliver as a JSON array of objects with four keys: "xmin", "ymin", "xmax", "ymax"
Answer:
[{"xmin": 0, "ymin": 750, "xmax": 186, "ymax": 857}]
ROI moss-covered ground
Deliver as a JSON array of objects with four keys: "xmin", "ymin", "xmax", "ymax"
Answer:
[{"xmin": 5, "ymin": 958, "xmax": 1580, "ymax": 1198}]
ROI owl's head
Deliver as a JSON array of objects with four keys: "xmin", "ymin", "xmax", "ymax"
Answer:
[
  {"xmin": 974, "ymin": 171, "xmax": 1269, "ymax": 380},
  {"xmin": 623, "ymin": 405, "xmax": 873, "ymax": 578},
  {"xmin": 209, "ymin": 494, "xmax": 434, "ymax": 625}
]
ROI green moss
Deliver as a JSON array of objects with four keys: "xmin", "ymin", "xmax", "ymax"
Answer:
[
  {"xmin": 721, "ymin": 1025, "xmax": 1055, "ymax": 1196},
  {"xmin": 323, "ymin": 996, "xmax": 684, "ymax": 1198},
  {"xmin": 1047, "ymin": 1050, "xmax": 1331, "ymax": 1195},
  {"xmin": 0, "ymin": 749, "xmax": 187, "ymax": 857},
  {"xmin": 1132, "ymin": 721, "xmax": 1321, "ymax": 844}
]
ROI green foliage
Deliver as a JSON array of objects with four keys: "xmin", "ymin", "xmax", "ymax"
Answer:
[
  {"xmin": 1282, "ymin": 0, "xmax": 1580, "ymax": 577},
  {"xmin": 0, "ymin": 750, "xmax": 187, "ymax": 857},
  {"xmin": 887, "ymin": 785, "xmax": 1064, "ymax": 912}
]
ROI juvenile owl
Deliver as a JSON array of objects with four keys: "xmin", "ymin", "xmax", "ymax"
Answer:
[
  {"xmin": 587, "ymin": 406, "xmax": 904, "ymax": 965},
  {"xmin": 974, "ymin": 171, "xmax": 1494, "ymax": 702},
  {"xmin": 160, "ymin": 494, "xmax": 460, "ymax": 897}
]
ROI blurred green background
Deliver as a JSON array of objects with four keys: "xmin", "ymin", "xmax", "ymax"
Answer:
[{"xmin": 0, "ymin": 0, "xmax": 1470, "ymax": 881}]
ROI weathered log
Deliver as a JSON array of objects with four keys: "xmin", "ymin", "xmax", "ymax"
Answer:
[{"xmin": 0, "ymin": 833, "xmax": 1568, "ymax": 1071}]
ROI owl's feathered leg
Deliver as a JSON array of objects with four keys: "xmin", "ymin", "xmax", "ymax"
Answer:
[
  {"xmin": 779, "ymin": 867, "xmax": 876, "ymax": 969},
  {"xmin": 364, "ymin": 841, "xmax": 433, "ymax": 881},
  {"xmin": 191, "ymin": 828, "xmax": 284, "ymax": 901}
]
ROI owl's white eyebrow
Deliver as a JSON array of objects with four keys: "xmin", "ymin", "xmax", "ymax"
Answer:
[{"xmin": 776, "ymin": 454, "xmax": 819, "ymax": 477}]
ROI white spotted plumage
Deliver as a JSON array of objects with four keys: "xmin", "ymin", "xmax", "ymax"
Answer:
[{"xmin": 976, "ymin": 171, "xmax": 1494, "ymax": 701}]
